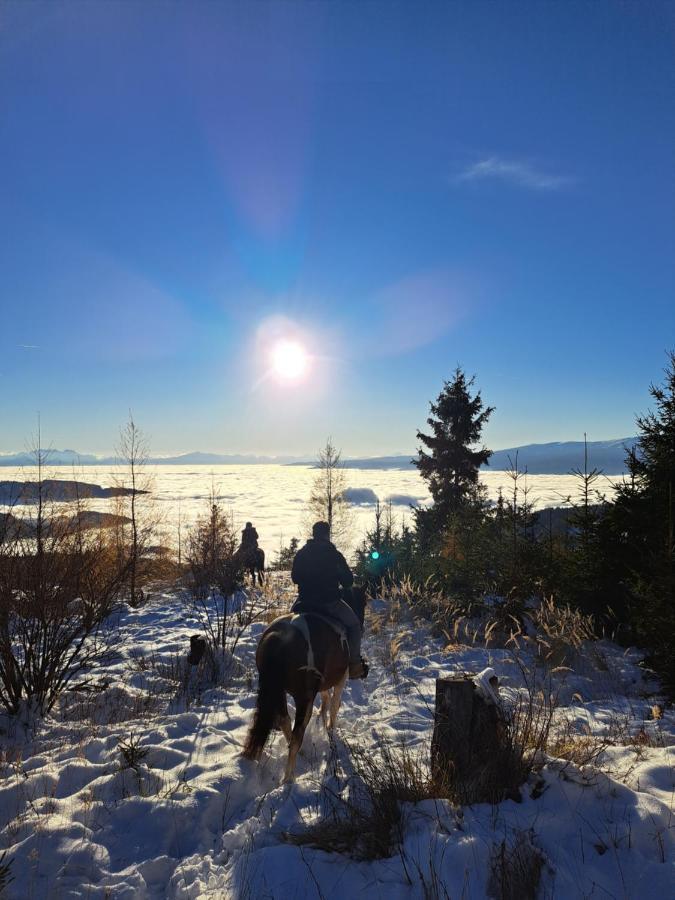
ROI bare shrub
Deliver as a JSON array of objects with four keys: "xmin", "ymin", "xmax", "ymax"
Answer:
[
  {"xmin": 0, "ymin": 448, "xmax": 129, "ymax": 716},
  {"xmin": 115, "ymin": 413, "xmax": 158, "ymax": 607},
  {"xmin": 286, "ymin": 738, "xmax": 434, "ymax": 861},
  {"xmin": 487, "ymin": 830, "xmax": 545, "ymax": 900},
  {"xmin": 307, "ymin": 437, "xmax": 352, "ymax": 551}
]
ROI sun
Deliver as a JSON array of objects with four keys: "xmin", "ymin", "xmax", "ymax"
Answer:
[{"xmin": 271, "ymin": 339, "xmax": 309, "ymax": 382}]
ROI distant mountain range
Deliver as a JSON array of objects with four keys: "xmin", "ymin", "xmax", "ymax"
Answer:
[
  {"xmin": 0, "ymin": 438, "xmax": 638, "ymax": 475},
  {"xmin": 485, "ymin": 439, "xmax": 637, "ymax": 475},
  {"xmin": 305, "ymin": 438, "xmax": 639, "ymax": 475},
  {"xmin": 0, "ymin": 450, "xmax": 308, "ymax": 467}
]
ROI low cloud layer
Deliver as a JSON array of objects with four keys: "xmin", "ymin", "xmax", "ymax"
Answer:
[
  {"xmin": 342, "ymin": 487, "xmax": 378, "ymax": 506},
  {"xmin": 386, "ymin": 493, "xmax": 423, "ymax": 507}
]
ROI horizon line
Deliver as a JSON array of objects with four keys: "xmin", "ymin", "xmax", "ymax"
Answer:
[{"xmin": 0, "ymin": 435, "xmax": 638, "ymax": 462}]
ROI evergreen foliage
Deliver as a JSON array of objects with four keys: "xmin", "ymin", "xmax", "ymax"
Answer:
[
  {"xmin": 272, "ymin": 536, "xmax": 299, "ymax": 571},
  {"xmin": 357, "ymin": 353, "xmax": 675, "ymax": 691},
  {"xmin": 415, "ymin": 367, "xmax": 494, "ymax": 518},
  {"xmin": 186, "ymin": 497, "xmax": 238, "ymax": 599},
  {"xmin": 600, "ymin": 352, "xmax": 675, "ymax": 687},
  {"xmin": 369, "ymin": 354, "xmax": 674, "ymax": 692}
]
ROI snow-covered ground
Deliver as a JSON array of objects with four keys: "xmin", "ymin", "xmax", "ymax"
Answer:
[{"xmin": 0, "ymin": 583, "xmax": 672, "ymax": 899}]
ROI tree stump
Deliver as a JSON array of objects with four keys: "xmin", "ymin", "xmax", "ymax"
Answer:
[
  {"xmin": 187, "ymin": 635, "xmax": 207, "ymax": 666},
  {"xmin": 431, "ymin": 676, "xmax": 508, "ymax": 803}
]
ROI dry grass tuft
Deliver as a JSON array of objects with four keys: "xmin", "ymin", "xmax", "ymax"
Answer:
[
  {"xmin": 487, "ymin": 830, "xmax": 545, "ymax": 900},
  {"xmin": 0, "ymin": 850, "xmax": 14, "ymax": 894},
  {"xmin": 258, "ymin": 586, "xmax": 292, "ymax": 625},
  {"xmin": 531, "ymin": 596, "xmax": 595, "ymax": 668},
  {"xmin": 285, "ymin": 739, "xmax": 434, "ymax": 860},
  {"xmin": 547, "ymin": 722, "xmax": 611, "ymax": 770}
]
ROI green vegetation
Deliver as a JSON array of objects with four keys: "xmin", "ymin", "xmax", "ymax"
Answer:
[{"xmin": 357, "ymin": 354, "xmax": 675, "ymax": 692}]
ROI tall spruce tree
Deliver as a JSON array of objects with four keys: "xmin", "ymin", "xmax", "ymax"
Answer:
[
  {"xmin": 415, "ymin": 368, "xmax": 494, "ymax": 519},
  {"xmin": 602, "ymin": 352, "xmax": 675, "ymax": 688}
]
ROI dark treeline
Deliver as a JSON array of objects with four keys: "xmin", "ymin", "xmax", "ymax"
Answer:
[{"xmin": 356, "ymin": 354, "xmax": 675, "ymax": 692}]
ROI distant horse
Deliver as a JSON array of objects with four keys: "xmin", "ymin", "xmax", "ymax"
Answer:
[
  {"xmin": 242, "ymin": 586, "xmax": 367, "ymax": 782},
  {"xmin": 234, "ymin": 546, "xmax": 265, "ymax": 586}
]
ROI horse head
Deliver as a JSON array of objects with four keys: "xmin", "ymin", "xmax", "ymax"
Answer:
[{"xmin": 350, "ymin": 583, "xmax": 369, "ymax": 629}]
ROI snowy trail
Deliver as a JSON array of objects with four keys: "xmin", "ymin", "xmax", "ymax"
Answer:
[{"xmin": 1, "ymin": 588, "xmax": 673, "ymax": 898}]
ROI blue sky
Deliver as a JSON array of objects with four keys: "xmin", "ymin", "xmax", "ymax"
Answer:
[{"xmin": 1, "ymin": 1, "xmax": 673, "ymax": 456}]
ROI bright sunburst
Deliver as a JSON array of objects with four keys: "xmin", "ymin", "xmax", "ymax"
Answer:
[{"xmin": 271, "ymin": 339, "xmax": 309, "ymax": 382}]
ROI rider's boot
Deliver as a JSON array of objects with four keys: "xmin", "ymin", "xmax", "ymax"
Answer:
[{"xmin": 348, "ymin": 656, "xmax": 369, "ymax": 680}]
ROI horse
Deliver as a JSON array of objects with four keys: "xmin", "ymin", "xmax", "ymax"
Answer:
[
  {"xmin": 234, "ymin": 546, "xmax": 265, "ymax": 586},
  {"xmin": 242, "ymin": 586, "xmax": 367, "ymax": 782}
]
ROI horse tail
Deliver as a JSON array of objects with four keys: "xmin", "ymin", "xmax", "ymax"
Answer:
[{"xmin": 242, "ymin": 631, "xmax": 287, "ymax": 760}]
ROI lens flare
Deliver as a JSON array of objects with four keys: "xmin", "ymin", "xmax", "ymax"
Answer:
[{"xmin": 271, "ymin": 339, "xmax": 308, "ymax": 381}]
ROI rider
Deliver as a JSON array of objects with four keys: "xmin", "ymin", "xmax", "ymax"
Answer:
[
  {"xmin": 240, "ymin": 522, "xmax": 259, "ymax": 555},
  {"xmin": 290, "ymin": 521, "xmax": 368, "ymax": 679}
]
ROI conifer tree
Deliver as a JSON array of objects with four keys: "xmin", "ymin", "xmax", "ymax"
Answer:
[
  {"xmin": 603, "ymin": 352, "xmax": 675, "ymax": 687},
  {"xmin": 415, "ymin": 367, "xmax": 494, "ymax": 519}
]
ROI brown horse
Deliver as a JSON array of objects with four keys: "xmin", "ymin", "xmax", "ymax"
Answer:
[
  {"xmin": 234, "ymin": 546, "xmax": 265, "ymax": 586},
  {"xmin": 242, "ymin": 587, "xmax": 367, "ymax": 782}
]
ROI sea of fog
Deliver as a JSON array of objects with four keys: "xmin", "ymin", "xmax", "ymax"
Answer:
[{"xmin": 2, "ymin": 465, "xmax": 623, "ymax": 558}]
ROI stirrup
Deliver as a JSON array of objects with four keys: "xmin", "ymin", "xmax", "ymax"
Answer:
[{"xmin": 349, "ymin": 657, "xmax": 369, "ymax": 680}]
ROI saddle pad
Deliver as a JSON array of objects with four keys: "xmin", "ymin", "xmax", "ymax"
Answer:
[{"xmin": 289, "ymin": 612, "xmax": 348, "ymax": 647}]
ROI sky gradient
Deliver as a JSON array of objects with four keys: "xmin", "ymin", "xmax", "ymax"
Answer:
[{"xmin": 2, "ymin": 1, "xmax": 674, "ymax": 456}]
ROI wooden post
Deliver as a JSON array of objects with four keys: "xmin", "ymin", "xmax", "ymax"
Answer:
[{"xmin": 431, "ymin": 676, "xmax": 506, "ymax": 803}]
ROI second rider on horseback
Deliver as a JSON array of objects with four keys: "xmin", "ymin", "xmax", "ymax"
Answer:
[{"xmin": 291, "ymin": 521, "xmax": 369, "ymax": 679}]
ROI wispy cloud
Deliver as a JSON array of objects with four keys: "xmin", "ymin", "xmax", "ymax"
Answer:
[
  {"xmin": 18, "ymin": 344, "xmax": 40, "ymax": 350},
  {"xmin": 455, "ymin": 156, "xmax": 574, "ymax": 191}
]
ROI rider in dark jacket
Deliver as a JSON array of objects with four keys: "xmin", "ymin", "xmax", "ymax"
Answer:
[
  {"xmin": 241, "ymin": 522, "xmax": 259, "ymax": 550},
  {"xmin": 291, "ymin": 521, "xmax": 368, "ymax": 679}
]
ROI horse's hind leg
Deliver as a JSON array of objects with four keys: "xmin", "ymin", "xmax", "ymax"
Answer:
[
  {"xmin": 328, "ymin": 670, "xmax": 348, "ymax": 731},
  {"xmin": 319, "ymin": 691, "xmax": 330, "ymax": 730},
  {"xmin": 278, "ymin": 695, "xmax": 292, "ymax": 745},
  {"xmin": 283, "ymin": 695, "xmax": 314, "ymax": 783}
]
